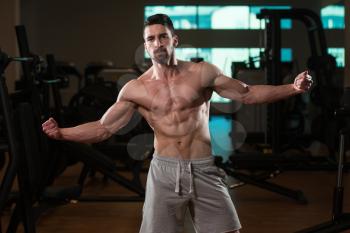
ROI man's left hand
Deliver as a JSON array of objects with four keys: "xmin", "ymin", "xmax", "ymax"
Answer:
[{"xmin": 293, "ymin": 70, "xmax": 313, "ymax": 92}]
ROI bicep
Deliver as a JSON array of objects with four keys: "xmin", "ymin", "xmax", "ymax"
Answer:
[
  {"xmin": 100, "ymin": 79, "xmax": 143, "ymax": 133},
  {"xmin": 200, "ymin": 62, "xmax": 249, "ymax": 102},
  {"xmin": 99, "ymin": 100, "xmax": 136, "ymax": 134},
  {"xmin": 213, "ymin": 75, "xmax": 249, "ymax": 101}
]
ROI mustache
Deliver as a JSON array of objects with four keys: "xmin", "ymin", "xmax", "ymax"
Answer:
[{"xmin": 154, "ymin": 48, "xmax": 167, "ymax": 53}]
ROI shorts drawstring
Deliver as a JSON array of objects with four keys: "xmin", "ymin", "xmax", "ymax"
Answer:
[
  {"xmin": 175, "ymin": 161, "xmax": 193, "ymax": 195},
  {"xmin": 175, "ymin": 161, "xmax": 181, "ymax": 193},
  {"xmin": 188, "ymin": 162, "xmax": 193, "ymax": 194}
]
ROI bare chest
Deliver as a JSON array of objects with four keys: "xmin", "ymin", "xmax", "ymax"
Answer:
[{"xmin": 138, "ymin": 77, "xmax": 209, "ymax": 114}]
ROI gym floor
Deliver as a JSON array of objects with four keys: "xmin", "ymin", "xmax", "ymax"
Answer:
[{"xmin": 1, "ymin": 161, "xmax": 350, "ymax": 233}]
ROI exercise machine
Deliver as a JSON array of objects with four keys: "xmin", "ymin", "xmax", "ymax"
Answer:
[{"xmin": 225, "ymin": 8, "xmax": 341, "ymax": 203}]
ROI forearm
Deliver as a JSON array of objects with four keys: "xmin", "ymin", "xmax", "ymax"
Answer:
[
  {"xmin": 59, "ymin": 120, "xmax": 112, "ymax": 143},
  {"xmin": 243, "ymin": 84, "xmax": 302, "ymax": 104}
]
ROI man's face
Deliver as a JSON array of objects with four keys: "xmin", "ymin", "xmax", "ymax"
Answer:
[{"xmin": 144, "ymin": 24, "xmax": 178, "ymax": 65}]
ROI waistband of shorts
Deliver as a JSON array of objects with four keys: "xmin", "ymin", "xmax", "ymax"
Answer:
[{"xmin": 152, "ymin": 153, "xmax": 214, "ymax": 168}]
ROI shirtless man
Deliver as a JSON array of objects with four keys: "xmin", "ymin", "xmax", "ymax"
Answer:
[{"xmin": 42, "ymin": 14, "xmax": 312, "ymax": 233}]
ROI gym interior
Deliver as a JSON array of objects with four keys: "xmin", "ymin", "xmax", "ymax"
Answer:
[{"xmin": 0, "ymin": 0, "xmax": 349, "ymax": 232}]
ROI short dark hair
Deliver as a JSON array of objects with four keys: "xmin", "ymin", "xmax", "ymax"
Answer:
[{"xmin": 144, "ymin": 14, "xmax": 175, "ymax": 35}]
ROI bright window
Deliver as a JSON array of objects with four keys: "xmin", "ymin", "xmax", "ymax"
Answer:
[
  {"xmin": 328, "ymin": 48, "xmax": 344, "ymax": 67},
  {"xmin": 175, "ymin": 48, "xmax": 292, "ymax": 75},
  {"xmin": 145, "ymin": 6, "xmax": 197, "ymax": 29},
  {"xmin": 145, "ymin": 5, "xmax": 292, "ymax": 29},
  {"xmin": 209, "ymin": 116, "xmax": 233, "ymax": 160},
  {"xmin": 199, "ymin": 6, "xmax": 250, "ymax": 29},
  {"xmin": 321, "ymin": 5, "xmax": 344, "ymax": 29}
]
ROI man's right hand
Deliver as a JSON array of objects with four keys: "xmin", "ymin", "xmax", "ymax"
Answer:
[{"xmin": 42, "ymin": 117, "xmax": 62, "ymax": 140}]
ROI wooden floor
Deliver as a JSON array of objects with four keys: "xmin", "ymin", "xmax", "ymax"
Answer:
[{"xmin": 1, "ymin": 161, "xmax": 350, "ymax": 233}]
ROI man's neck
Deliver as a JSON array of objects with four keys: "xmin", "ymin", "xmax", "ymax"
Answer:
[{"xmin": 152, "ymin": 58, "xmax": 180, "ymax": 80}]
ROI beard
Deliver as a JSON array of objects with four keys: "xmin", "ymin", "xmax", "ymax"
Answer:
[{"xmin": 152, "ymin": 48, "xmax": 170, "ymax": 65}]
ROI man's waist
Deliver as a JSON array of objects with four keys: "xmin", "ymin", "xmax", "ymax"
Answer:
[{"xmin": 152, "ymin": 153, "xmax": 214, "ymax": 168}]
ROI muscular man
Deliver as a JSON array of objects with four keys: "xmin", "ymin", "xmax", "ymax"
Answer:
[{"xmin": 42, "ymin": 14, "xmax": 312, "ymax": 233}]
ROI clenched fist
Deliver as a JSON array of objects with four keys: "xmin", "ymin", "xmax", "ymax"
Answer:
[
  {"xmin": 42, "ymin": 117, "xmax": 62, "ymax": 140},
  {"xmin": 293, "ymin": 70, "xmax": 313, "ymax": 92}
]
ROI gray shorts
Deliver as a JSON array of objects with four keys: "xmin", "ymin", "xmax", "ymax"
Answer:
[{"xmin": 139, "ymin": 154, "xmax": 241, "ymax": 233}]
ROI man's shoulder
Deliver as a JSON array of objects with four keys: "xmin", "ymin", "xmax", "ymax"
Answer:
[
  {"xmin": 179, "ymin": 60, "xmax": 206, "ymax": 69},
  {"xmin": 123, "ymin": 79, "xmax": 147, "ymax": 95},
  {"xmin": 192, "ymin": 61, "xmax": 222, "ymax": 83},
  {"xmin": 117, "ymin": 75, "xmax": 148, "ymax": 102},
  {"xmin": 198, "ymin": 61, "xmax": 220, "ymax": 72},
  {"xmin": 182, "ymin": 61, "xmax": 220, "ymax": 75}
]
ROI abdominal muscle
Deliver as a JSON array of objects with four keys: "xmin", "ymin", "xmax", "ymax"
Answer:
[{"xmin": 141, "ymin": 106, "xmax": 213, "ymax": 159}]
